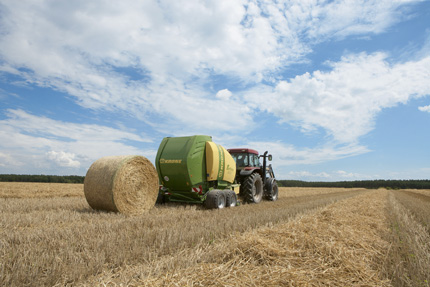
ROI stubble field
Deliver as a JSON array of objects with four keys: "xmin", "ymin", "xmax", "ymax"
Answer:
[{"xmin": 0, "ymin": 182, "xmax": 429, "ymax": 286}]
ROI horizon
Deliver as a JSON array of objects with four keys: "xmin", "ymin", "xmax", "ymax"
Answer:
[{"xmin": 1, "ymin": 173, "xmax": 429, "ymax": 183}]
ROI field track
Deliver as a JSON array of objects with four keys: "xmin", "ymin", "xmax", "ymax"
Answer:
[
  {"xmin": 1, "ymin": 183, "xmax": 430, "ymax": 286},
  {"xmin": 386, "ymin": 190, "xmax": 430, "ymax": 286},
  {"xmin": 391, "ymin": 189, "xmax": 430, "ymax": 230},
  {"xmin": 399, "ymin": 190, "xmax": 430, "ymax": 203}
]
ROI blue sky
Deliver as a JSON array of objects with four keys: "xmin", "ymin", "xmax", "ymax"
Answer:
[{"xmin": 0, "ymin": 0, "xmax": 429, "ymax": 181}]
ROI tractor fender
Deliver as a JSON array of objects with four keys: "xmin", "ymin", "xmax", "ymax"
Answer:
[{"xmin": 239, "ymin": 167, "xmax": 258, "ymax": 177}]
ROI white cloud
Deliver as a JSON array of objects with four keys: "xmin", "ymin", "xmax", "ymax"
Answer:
[
  {"xmin": 141, "ymin": 84, "xmax": 253, "ymax": 134},
  {"xmin": 47, "ymin": 151, "xmax": 80, "ymax": 168},
  {"xmin": 303, "ymin": 0, "xmax": 420, "ymax": 40},
  {"xmin": 248, "ymin": 53, "xmax": 430, "ymax": 143},
  {"xmin": 335, "ymin": 170, "xmax": 364, "ymax": 179},
  {"xmin": 1, "ymin": 109, "xmax": 150, "ymax": 143},
  {"xmin": 418, "ymin": 105, "xmax": 430, "ymax": 112},
  {"xmin": 286, "ymin": 170, "xmax": 373, "ymax": 181},
  {"xmin": 0, "ymin": 109, "xmax": 157, "ymax": 174},
  {"xmin": 288, "ymin": 171, "xmax": 331, "ymax": 179},
  {"xmin": 0, "ymin": 152, "xmax": 23, "ymax": 167},
  {"xmin": 0, "ymin": 0, "xmax": 424, "ymax": 137},
  {"xmin": 287, "ymin": 171, "xmax": 313, "ymax": 178},
  {"xmin": 216, "ymin": 89, "xmax": 233, "ymax": 100},
  {"xmin": 246, "ymin": 141, "xmax": 370, "ymax": 166}
]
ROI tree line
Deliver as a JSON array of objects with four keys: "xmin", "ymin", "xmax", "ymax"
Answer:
[
  {"xmin": 277, "ymin": 179, "xmax": 430, "ymax": 189},
  {"xmin": 1, "ymin": 174, "xmax": 429, "ymax": 189},
  {"xmin": 0, "ymin": 174, "xmax": 85, "ymax": 184}
]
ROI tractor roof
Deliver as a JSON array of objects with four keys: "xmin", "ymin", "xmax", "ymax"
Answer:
[{"xmin": 227, "ymin": 148, "xmax": 259, "ymax": 155}]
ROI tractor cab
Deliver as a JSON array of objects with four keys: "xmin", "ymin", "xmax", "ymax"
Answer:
[
  {"xmin": 228, "ymin": 148, "xmax": 260, "ymax": 170},
  {"xmin": 228, "ymin": 148, "xmax": 273, "ymax": 177}
]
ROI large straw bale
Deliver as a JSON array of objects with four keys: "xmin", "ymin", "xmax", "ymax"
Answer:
[{"xmin": 84, "ymin": 155, "xmax": 158, "ymax": 215}]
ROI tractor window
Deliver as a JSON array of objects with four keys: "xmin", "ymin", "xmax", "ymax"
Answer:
[
  {"xmin": 249, "ymin": 154, "xmax": 255, "ymax": 167},
  {"xmin": 249, "ymin": 154, "xmax": 259, "ymax": 167},
  {"xmin": 231, "ymin": 153, "xmax": 248, "ymax": 167},
  {"xmin": 243, "ymin": 154, "xmax": 248, "ymax": 166},
  {"xmin": 254, "ymin": 154, "xmax": 260, "ymax": 167}
]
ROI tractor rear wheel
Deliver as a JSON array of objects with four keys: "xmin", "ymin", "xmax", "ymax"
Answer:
[
  {"xmin": 225, "ymin": 190, "xmax": 237, "ymax": 207},
  {"xmin": 204, "ymin": 190, "xmax": 226, "ymax": 209},
  {"xmin": 242, "ymin": 173, "xmax": 263, "ymax": 203}
]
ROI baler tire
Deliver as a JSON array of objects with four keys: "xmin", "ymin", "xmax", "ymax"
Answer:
[
  {"xmin": 205, "ymin": 190, "xmax": 226, "ymax": 209},
  {"xmin": 225, "ymin": 190, "xmax": 237, "ymax": 207},
  {"xmin": 242, "ymin": 173, "xmax": 263, "ymax": 204}
]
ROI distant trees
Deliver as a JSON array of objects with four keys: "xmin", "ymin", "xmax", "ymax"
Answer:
[
  {"xmin": 0, "ymin": 174, "xmax": 84, "ymax": 184},
  {"xmin": 1, "ymin": 174, "xmax": 429, "ymax": 189},
  {"xmin": 277, "ymin": 179, "xmax": 430, "ymax": 189}
]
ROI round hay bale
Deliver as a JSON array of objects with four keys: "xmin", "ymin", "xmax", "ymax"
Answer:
[{"xmin": 84, "ymin": 155, "xmax": 158, "ymax": 215}]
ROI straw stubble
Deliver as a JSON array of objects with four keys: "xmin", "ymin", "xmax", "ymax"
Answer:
[{"xmin": 136, "ymin": 190, "xmax": 392, "ymax": 286}]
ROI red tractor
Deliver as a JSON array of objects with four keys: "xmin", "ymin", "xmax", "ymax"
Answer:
[{"xmin": 227, "ymin": 148, "xmax": 278, "ymax": 204}]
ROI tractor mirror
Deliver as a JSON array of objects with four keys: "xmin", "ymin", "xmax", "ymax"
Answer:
[{"xmin": 268, "ymin": 155, "xmax": 272, "ymax": 161}]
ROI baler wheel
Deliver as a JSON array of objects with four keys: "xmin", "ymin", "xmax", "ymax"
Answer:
[
  {"xmin": 242, "ymin": 173, "xmax": 263, "ymax": 203},
  {"xmin": 225, "ymin": 190, "xmax": 237, "ymax": 207},
  {"xmin": 204, "ymin": 190, "xmax": 226, "ymax": 209}
]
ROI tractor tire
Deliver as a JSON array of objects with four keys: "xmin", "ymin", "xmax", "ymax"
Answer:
[
  {"xmin": 204, "ymin": 190, "xmax": 226, "ymax": 209},
  {"xmin": 242, "ymin": 173, "xmax": 263, "ymax": 204},
  {"xmin": 265, "ymin": 179, "xmax": 279, "ymax": 201},
  {"xmin": 225, "ymin": 190, "xmax": 237, "ymax": 207}
]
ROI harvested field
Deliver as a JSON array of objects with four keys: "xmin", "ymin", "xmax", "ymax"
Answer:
[
  {"xmin": 0, "ymin": 183, "xmax": 361, "ymax": 200},
  {"xmin": 1, "ymin": 183, "xmax": 430, "ymax": 286},
  {"xmin": 0, "ymin": 182, "xmax": 84, "ymax": 198},
  {"xmin": 278, "ymin": 187, "xmax": 365, "ymax": 198},
  {"xmin": 85, "ymin": 190, "xmax": 392, "ymax": 286}
]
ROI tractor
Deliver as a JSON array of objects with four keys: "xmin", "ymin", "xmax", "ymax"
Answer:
[{"xmin": 227, "ymin": 148, "xmax": 278, "ymax": 203}]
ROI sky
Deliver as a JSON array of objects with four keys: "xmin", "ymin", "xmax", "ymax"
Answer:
[{"xmin": 0, "ymin": 0, "xmax": 429, "ymax": 181}]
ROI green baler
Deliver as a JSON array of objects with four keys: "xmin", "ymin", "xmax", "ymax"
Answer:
[{"xmin": 155, "ymin": 135, "xmax": 239, "ymax": 208}]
